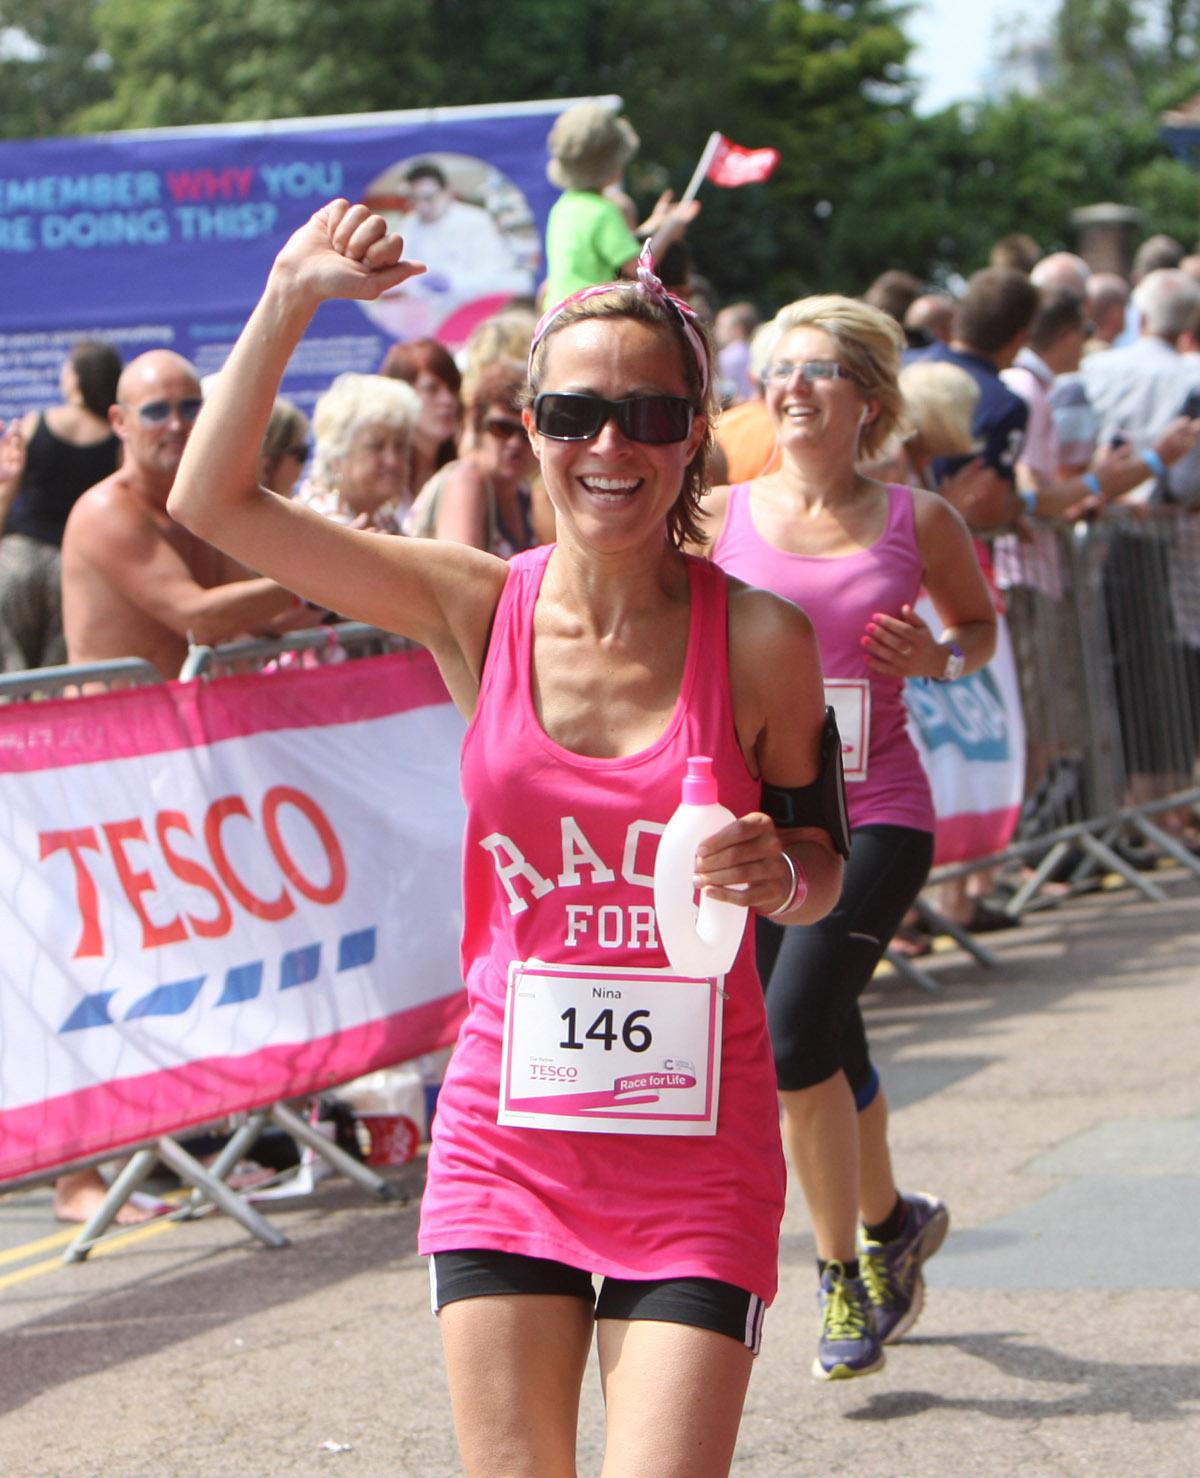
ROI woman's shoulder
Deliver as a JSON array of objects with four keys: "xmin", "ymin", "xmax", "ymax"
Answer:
[
  {"xmin": 725, "ymin": 574, "xmax": 820, "ymax": 733},
  {"xmin": 406, "ymin": 459, "xmax": 482, "ymax": 537},
  {"xmin": 900, "ymin": 480, "xmax": 975, "ymax": 573},
  {"xmin": 438, "ymin": 457, "xmax": 490, "ymax": 497},
  {"xmin": 902, "ymin": 479, "xmax": 966, "ymax": 532},
  {"xmin": 725, "ymin": 568, "xmax": 814, "ymax": 645},
  {"xmin": 40, "ymin": 405, "xmax": 115, "ymax": 447}
]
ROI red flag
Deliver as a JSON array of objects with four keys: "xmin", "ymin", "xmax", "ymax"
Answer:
[{"xmin": 704, "ymin": 135, "xmax": 779, "ymax": 188}]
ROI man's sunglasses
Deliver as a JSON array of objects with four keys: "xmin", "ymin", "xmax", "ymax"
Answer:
[
  {"xmin": 533, "ymin": 392, "xmax": 694, "ymax": 445},
  {"xmin": 762, "ymin": 360, "xmax": 863, "ymax": 388},
  {"xmin": 129, "ymin": 397, "xmax": 204, "ymax": 425}
]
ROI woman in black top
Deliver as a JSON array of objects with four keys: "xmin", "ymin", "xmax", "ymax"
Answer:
[{"xmin": 0, "ymin": 339, "xmax": 122, "ymax": 671}]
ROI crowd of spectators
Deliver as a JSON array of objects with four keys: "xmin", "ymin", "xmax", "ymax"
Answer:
[
  {"xmin": 2, "ymin": 152, "xmax": 1198, "ymax": 872},
  {"xmin": 3, "ymin": 109, "xmax": 1199, "ymax": 1049}
]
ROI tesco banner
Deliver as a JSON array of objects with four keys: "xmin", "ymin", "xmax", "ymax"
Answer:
[
  {"xmin": 0, "ymin": 96, "xmax": 614, "ymax": 421},
  {"xmin": 0, "ymin": 650, "xmax": 468, "ymax": 1184},
  {"xmin": 904, "ymin": 606, "xmax": 1026, "ymax": 867}
]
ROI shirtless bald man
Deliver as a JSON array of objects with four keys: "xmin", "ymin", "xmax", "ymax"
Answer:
[
  {"xmin": 61, "ymin": 349, "xmax": 312, "ymax": 682},
  {"xmin": 56, "ymin": 350, "xmax": 316, "ymax": 1224}
]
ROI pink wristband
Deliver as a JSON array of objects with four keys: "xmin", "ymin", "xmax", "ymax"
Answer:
[{"xmin": 765, "ymin": 851, "xmax": 808, "ymax": 917}]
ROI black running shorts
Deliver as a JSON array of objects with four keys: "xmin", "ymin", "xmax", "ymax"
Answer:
[{"xmin": 429, "ymin": 1248, "xmax": 766, "ymax": 1354}]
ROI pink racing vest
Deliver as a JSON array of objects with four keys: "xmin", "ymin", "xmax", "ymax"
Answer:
[{"xmin": 418, "ymin": 544, "xmax": 786, "ymax": 1302}]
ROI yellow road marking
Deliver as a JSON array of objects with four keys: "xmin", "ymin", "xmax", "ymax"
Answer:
[
  {"xmin": 0, "ymin": 1200, "xmax": 183, "ymax": 1287},
  {"xmin": 90, "ymin": 1217, "xmax": 178, "ymax": 1257},
  {"xmin": 0, "ymin": 1226, "xmax": 78, "ymax": 1266},
  {"xmin": 0, "ymin": 1258, "xmax": 64, "ymax": 1291}
]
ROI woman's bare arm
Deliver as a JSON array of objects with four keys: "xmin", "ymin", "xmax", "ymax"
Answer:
[
  {"xmin": 432, "ymin": 460, "xmax": 492, "ymax": 550},
  {"xmin": 695, "ymin": 584, "xmax": 844, "ymax": 924},
  {"xmin": 862, "ymin": 488, "xmax": 997, "ymax": 680},
  {"xmin": 168, "ymin": 201, "xmax": 507, "ymax": 703}
]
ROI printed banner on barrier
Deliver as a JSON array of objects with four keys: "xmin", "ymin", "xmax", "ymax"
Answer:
[
  {"xmin": 0, "ymin": 649, "xmax": 468, "ymax": 1183},
  {"xmin": 904, "ymin": 606, "xmax": 1026, "ymax": 866},
  {"xmin": 0, "ymin": 95, "xmax": 615, "ymax": 420}
]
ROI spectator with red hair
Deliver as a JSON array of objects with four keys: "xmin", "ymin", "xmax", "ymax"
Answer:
[{"xmin": 379, "ymin": 337, "xmax": 463, "ymax": 493}]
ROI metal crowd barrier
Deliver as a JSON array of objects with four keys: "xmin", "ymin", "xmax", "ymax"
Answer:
[
  {"xmin": 0, "ymin": 630, "xmax": 412, "ymax": 1262},
  {"xmin": 938, "ymin": 505, "xmax": 1200, "ymax": 910},
  {"xmin": 178, "ymin": 620, "xmax": 412, "ymax": 680},
  {"xmin": 4, "ymin": 553, "xmax": 1195, "ymax": 1136}
]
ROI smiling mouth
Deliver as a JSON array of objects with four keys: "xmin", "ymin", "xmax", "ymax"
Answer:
[{"xmin": 579, "ymin": 475, "xmax": 642, "ymax": 499}]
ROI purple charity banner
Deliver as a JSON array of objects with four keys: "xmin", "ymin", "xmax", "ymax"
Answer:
[{"xmin": 0, "ymin": 96, "xmax": 616, "ymax": 421}]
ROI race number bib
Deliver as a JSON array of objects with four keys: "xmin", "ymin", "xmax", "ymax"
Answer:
[
  {"xmin": 499, "ymin": 961, "xmax": 722, "ymax": 1136},
  {"xmin": 825, "ymin": 679, "xmax": 870, "ymax": 782}
]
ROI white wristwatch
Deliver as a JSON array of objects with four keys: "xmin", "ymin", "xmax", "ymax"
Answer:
[{"xmin": 934, "ymin": 641, "xmax": 965, "ymax": 683}]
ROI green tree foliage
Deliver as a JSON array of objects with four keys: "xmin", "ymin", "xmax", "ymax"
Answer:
[
  {"xmin": 708, "ymin": 0, "xmax": 916, "ymax": 303},
  {"xmin": 75, "ymin": 0, "xmax": 439, "ymax": 131},
  {"xmin": 826, "ymin": 0, "xmax": 1200, "ymax": 287},
  {"xmin": 0, "ymin": 0, "xmax": 111, "ymax": 137},
  {"xmin": 827, "ymin": 95, "xmax": 1200, "ymax": 285},
  {"xmin": 16, "ymin": 0, "xmax": 918, "ymax": 307},
  {"xmin": 1054, "ymin": 0, "xmax": 1147, "ymax": 102},
  {"xmin": 1166, "ymin": 0, "xmax": 1200, "ymax": 60},
  {"xmin": 3, "ymin": 0, "xmax": 1200, "ymax": 299},
  {"xmin": 73, "ymin": 0, "xmax": 772, "ymax": 135}
]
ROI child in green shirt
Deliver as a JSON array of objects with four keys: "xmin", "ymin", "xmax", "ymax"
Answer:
[{"xmin": 542, "ymin": 102, "xmax": 699, "ymax": 308}]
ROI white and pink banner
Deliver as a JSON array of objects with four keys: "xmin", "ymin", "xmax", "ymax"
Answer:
[
  {"xmin": 0, "ymin": 650, "xmax": 468, "ymax": 1184},
  {"xmin": 904, "ymin": 607, "xmax": 1026, "ymax": 867}
]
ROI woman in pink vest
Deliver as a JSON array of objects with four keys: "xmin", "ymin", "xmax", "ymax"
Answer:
[
  {"xmin": 700, "ymin": 296, "xmax": 997, "ymax": 1382},
  {"xmin": 169, "ymin": 202, "xmax": 844, "ymax": 1476}
]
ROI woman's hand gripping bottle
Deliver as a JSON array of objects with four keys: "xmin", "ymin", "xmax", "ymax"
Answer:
[{"xmin": 653, "ymin": 755, "xmax": 748, "ymax": 978}]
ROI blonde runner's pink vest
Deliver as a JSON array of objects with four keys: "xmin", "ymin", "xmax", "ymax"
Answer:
[
  {"xmin": 417, "ymin": 544, "xmax": 786, "ymax": 1303},
  {"xmin": 712, "ymin": 482, "xmax": 934, "ymax": 833}
]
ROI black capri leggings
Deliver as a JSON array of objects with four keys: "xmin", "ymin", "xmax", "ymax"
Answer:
[{"xmin": 757, "ymin": 824, "xmax": 933, "ymax": 1097}]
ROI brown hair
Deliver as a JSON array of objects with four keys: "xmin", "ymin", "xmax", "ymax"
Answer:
[
  {"xmin": 863, "ymin": 269, "xmax": 923, "ymax": 324},
  {"xmin": 260, "ymin": 397, "xmax": 309, "ymax": 462},
  {"xmin": 69, "ymin": 339, "xmax": 122, "ymax": 419},
  {"xmin": 379, "ymin": 337, "xmax": 463, "ymax": 396},
  {"xmin": 989, "ymin": 232, "xmax": 1042, "ymax": 275},
  {"xmin": 956, "ymin": 268, "xmax": 1040, "ymax": 355},
  {"xmin": 526, "ymin": 286, "xmax": 716, "ymax": 549},
  {"xmin": 470, "ymin": 360, "xmax": 526, "ymax": 431}
]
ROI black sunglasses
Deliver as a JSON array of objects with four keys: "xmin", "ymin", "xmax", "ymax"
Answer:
[
  {"xmin": 130, "ymin": 397, "xmax": 203, "ymax": 425},
  {"xmin": 533, "ymin": 392, "xmax": 694, "ymax": 445},
  {"xmin": 482, "ymin": 416, "xmax": 525, "ymax": 441}
]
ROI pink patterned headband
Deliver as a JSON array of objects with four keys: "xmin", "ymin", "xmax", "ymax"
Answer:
[{"xmin": 529, "ymin": 240, "xmax": 710, "ymax": 396}]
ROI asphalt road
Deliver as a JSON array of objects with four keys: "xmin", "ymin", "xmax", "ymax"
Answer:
[{"xmin": 2, "ymin": 871, "xmax": 1198, "ymax": 1476}]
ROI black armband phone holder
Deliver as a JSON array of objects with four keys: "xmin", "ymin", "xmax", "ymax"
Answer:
[{"xmin": 760, "ymin": 706, "xmax": 852, "ymax": 858}]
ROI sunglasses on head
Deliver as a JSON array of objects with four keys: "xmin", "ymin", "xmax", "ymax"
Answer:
[
  {"xmin": 131, "ymin": 397, "xmax": 204, "ymax": 425},
  {"xmin": 762, "ymin": 359, "xmax": 862, "ymax": 388},
  {"xmin": 533, "ymin": 392, "xmax": 694, "ymax": 445}
]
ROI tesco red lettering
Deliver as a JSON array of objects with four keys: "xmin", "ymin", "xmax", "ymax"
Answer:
[
  {"xmin": 261, "ymin": 786, "xmax": 347, "ymax": 905},
  {"xmin": 205, "ymin": 795, "xmax": 295, "ymax": 923},
  {"xmin": 38, "ymin": 790, "xmax": 347, "ymax": 958},
  {"xmin": 102, "ymin": 818, "xmax": 188, "ymax": 950},
  {"xmin": 38, "ymin": 827, "xmax": 104, "ymax": 959},
  {"xmin": 155, "ymin": 810, "xmax": 233, "ymax": 939}
]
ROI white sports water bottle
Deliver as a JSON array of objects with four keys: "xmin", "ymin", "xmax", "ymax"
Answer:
[{"xmin": 653, "ymin": 755, "xmax": 749, "ymax": 978}]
